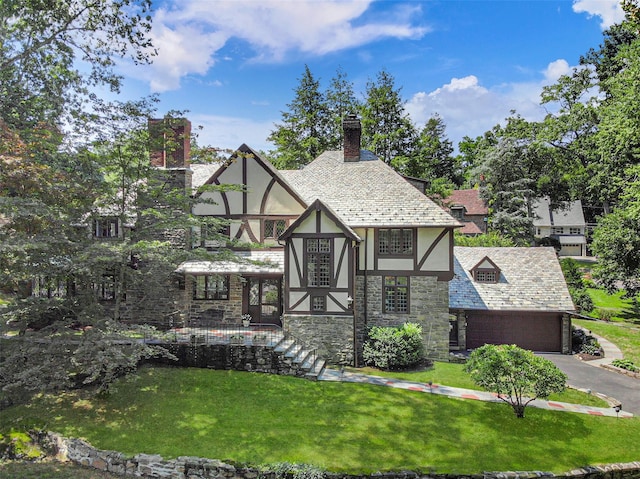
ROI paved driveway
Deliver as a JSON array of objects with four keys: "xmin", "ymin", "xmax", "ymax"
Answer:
[{"xmin": 539, "ymin": 353, "xmax": 640, "ymax": 416}]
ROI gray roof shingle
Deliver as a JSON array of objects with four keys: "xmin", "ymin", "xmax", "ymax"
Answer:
[
  {"xmin": 450, "ymin": 246, "xmax": 575, "ymax": 312},
  {"xmin": 280, "ymin": 150, "xmax": 461, "ymax": 228}
]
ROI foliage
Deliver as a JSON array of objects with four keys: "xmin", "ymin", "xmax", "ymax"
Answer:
[
  {"xmin": 405, "ymin": 114, "xmax": 457, "ymax": 183},
  {"xmin": 0, "ymin": 429, "xmax": 45, "ymax": 460},
  {"xmin": 611, "ymin": 358, "xmax": 639, "ymax": 372},
  {"xmin": 561, "ymin": 258, "xmax": 594, "ymax": 313},
  {"xmin": 0, "ymin": 322, "xmax": 174, "ymax": 405},
  {"xmin": 2, "ymin": 367, "xmax": 640, "ymax": 475},
  {"xmin": 271, "ymin": 462, "xmax": 326, "ymax": 479},
  {"xmin": 362, "ymin": 323, "xmax": 425, "ymax": 370},
  {"xmin": 574, "ymin": 318, "xmax": 640, "ymax": 365},
  {"xmin": 268, "ymin": 65, "xmax": 332, "ymax": 169},
  {"xmin": 0, "ymin": 0, "xmax": 155, "ymax": 147},
  {"xmin": 465, "ymin": 344, "xmax": 567, "ymax": 418},
  {"xmin": 359, "ymin": 69, "xmax": 416, "ymax": 169},
  {"xmin": 454, "ymin": 231, "xmax": 515, "ymax": 247},
  {"xmin": 571, "ymin": 327, "xmax": 602, "ymax": 356},
  {"xmin": 324, "ymin": 66, "xmax": 361, "ymax": 150},
  {"xmin": 0, "ymin": 461, "xmax": 123, "ymax": 479}
]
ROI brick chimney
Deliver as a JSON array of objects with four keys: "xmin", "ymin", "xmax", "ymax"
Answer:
[
  {"xmin": 148, "ymin": 118, "xmax": 191, "ymax": 168},
  {"xmin": 343, "ymin": 114, "xmax": 361, "ymax": 162}
]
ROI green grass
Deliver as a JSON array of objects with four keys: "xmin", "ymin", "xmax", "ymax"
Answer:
[
  {"xmin": 1, "ymin": 366, "xmax": 637, "ymax": 475},
  {"xmin": 0, "ymin": 461, "xmax": 121, "ymax": 478},
  {"xmin": 574, "ymin": 319, "xmax": 640, "ymax": 365},
  {"xmin": 350, "ymin": 364, "xmax": 608, "ymax": 407},
  {"xmin": 587, "ymin": 288, "xmax": 637, "ymax": 321}
]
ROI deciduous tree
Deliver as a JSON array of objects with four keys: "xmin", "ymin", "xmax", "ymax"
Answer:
[{"xmin": 465, "ymin": 344, "xmax": 567, "ymax": 418}]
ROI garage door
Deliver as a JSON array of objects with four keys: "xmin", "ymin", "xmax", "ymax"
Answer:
[{"xmin": 466, "ymin": 311, "xmax": 562, "ymax": 352}]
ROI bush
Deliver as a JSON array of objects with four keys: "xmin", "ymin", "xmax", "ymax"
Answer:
[
  {"xmin": 571, "ymin": 327, "xmax": 602, "ymax": 356},
  {"xmin": 597, "ymin": 308, "xmax": 613, "ymax": 322},
  {"xmin": 362, "ymin": 323, "xmax": 425, "ymax": 370},
  {"xmin": 611, "ymin": 359, "xmax": 639, "ymax": 372},
  {"xmin": 570, "ymin": 288, "xmax": 594, "ymax": 313}
]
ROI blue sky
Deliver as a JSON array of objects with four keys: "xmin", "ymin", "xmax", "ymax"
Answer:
[{"xmin": 115, "ymin": 0, "xmax": 625, "ymax": 154}]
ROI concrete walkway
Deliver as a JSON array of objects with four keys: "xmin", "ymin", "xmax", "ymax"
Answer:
[{"xmin": 318, "ymin": 332, "xmax": 635, "ymax": 419}]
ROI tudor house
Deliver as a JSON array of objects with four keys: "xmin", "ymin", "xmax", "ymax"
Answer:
[
  {"xmin": 175, "ymin": 115, "xmax": 462, "ymax": 364},
  {"xmin": 77, "ymin": 116, "xmax": 574, "ymax": 365}
]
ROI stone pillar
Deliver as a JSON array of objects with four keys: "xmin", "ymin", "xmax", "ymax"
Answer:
[{"xmin": 561, "ymin": 313, "xmax": 572, "ymax": 354}]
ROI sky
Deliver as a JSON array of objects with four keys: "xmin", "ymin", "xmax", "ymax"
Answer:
[{"xmin": 114, "ymin": 0, "xmax": 625, "ymax": 154}]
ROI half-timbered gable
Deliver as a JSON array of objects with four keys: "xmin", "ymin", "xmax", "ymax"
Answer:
[
  {"xmin": 281, "ymin": 199, "xmax": 360, "ymax": 316},
  {"xmin": 193, "ymin": 144, "xmax": 306, "ymax": 246}
]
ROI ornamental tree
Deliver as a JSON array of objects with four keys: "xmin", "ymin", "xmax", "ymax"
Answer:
[{"xmin": 464, "ymin": 344, "xmax": 567, "ymax": 418}]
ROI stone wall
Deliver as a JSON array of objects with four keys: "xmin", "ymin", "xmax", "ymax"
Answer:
[
  {"xmin": 283, "ymin": 314, "xmax": 354, "ymax": 365},
  {"xmin": 355, "ymin": 275, "xmax": 450, "ymax": 362},
  {"xmin": 152, "ymin": 343, "xmax": 307, "ymax": 377},
  {"xmin": 40, "ymin": 432, "xmax": 640, "ymax": 479}
]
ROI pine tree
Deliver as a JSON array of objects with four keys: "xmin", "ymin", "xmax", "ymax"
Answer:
[
  {"xmin": 360, "ymin": 69, "xmax": 417, "ymax": 170},
  {"xmin": 268, "ymin": 65, "xmax": 331, "ymax": 169}
]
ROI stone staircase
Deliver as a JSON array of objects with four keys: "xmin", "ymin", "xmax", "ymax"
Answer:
[{"xmin": 271, "ymin": 334, "xmax": 326, "ymax": 380}]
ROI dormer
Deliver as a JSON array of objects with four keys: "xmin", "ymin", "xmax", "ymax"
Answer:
[
  {"xmin": 470, "ymin": 256, "xmax": 500, "ymax": 283},
  {"xmin": 450, "ymin": 204, "xmax": 466, "ymax": 221}
]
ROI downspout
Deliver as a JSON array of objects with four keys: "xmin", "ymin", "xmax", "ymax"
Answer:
[{"xmin": 352, "ymin": 240, "xmax": 358, "ymax": 367}]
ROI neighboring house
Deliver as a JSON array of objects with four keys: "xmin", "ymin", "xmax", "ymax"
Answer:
[
  {"xmin": 443, "ymin": 189, "xmax": 488, "ymax": 236},
  {"xmin": 449, "ymin": 247, "xmax": 575, "ymax": 354},
  {"xmin": 532, "ymin": 198, "xmax": 587, "ymax": 257}
]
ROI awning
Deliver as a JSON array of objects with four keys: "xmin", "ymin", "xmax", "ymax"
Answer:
[{"xmin": 176, "ymin": 250, "xmax": 284, "ymax": 275}]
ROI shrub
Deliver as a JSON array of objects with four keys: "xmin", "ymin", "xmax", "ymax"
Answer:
[
  {"xmin": 597, "ymin": 308, "xmax": 613, "ymax": 322},
  {"xmin": 0, "ymin": 429, "xmax": 45, "ymax": 460},
  {"xmin": 570, "ymin": 288, "xmax": 594, "ymax": 313},
  {"xmin": 571, "ymin": 327, "xmax": 602, "ymax": 356},
  {"xmin": 362, "ymin": 323, "xmax": 425, "ymax": 370},
  {"xmin": 611, "ymin": 359, "xmax": 639, "ymax": 372}
]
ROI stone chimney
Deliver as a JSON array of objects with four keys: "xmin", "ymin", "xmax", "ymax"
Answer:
[
  {"xmin": 343, "ymin": 114, "xmax": 361, "ymax": 162},
  {"xmin": 148, "ymin": 118, "xmax": 191, "ymax": 168}
]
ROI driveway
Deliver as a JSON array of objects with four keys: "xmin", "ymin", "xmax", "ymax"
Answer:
[{"xmin": 539, "ymin": 353, "xmax": 640, "ymax": 415}]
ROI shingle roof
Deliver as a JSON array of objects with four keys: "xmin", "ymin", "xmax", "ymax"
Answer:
[
  {"xmin": 191, "ymin": 163, "xmax": 224, "ymax": 190},
  {"xmin": 450, "ymin": 247, "xmax": 575, "ymax": 312},
  {"xmin": 532, "ymin": 198, "xmax": 585, "ymax": 227},
  {"xmin": 280, "ymin": 150, "xmax": 461, "ymax": 228},
  {"xmin": 444, "ymin": 189, "xmax": 488, "ymax": 215},
  {"xmin": 176, "ymin": 250, "xmax": 284, "ymax": 275}
]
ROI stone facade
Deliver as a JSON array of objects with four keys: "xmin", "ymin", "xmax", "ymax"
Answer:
[
  {"xmin": 283, "ymin": 314, "xmax": 355, "ymax": 366},
  {"xmin": 40, "ymin": 432, "xmax": 640, "ymax": 479},
  {"xmin": 355, "ymin": 275, "xmax": 450, "ymax": 362}
]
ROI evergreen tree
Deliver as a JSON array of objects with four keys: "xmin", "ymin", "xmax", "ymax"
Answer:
[
  {"xmin": 360, "ymin": 69, "xmax": 417, "ymax": 170},
  {"xmin": 406, "ymin": 114, "xmax": 456, "ymax": 182},
  {"xmin": 325, "ymin": 66, "xmax": 361, "ymax": 150},
  {"xmin": 268, "ymin": 65, "xmax": 331, "ymax": 169}
]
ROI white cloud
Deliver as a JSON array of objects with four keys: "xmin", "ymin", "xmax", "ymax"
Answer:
[
  {"xmin": 572, "ymin": 0, "xmax": 625, "ymax": 29},
  {"xmin": 131, "ymin": 0, "xmax": 428, "ymax": 92},
  {"xmin": 404, "ymin": 59, "xmax": 575, "ymax": 148},
  {"xmin": 190, "ymin": 113, "xmax": 275, "ymax": 153}
]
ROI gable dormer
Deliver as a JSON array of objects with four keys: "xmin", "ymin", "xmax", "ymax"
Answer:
[{"xmin": 470, "ymin": 256, "xmax": 500, "ymax": 283}]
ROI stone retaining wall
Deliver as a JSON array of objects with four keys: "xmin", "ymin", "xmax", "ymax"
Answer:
[{"xmin": 41, "ymin": 432, "xmax": 640, "ymax": 479}]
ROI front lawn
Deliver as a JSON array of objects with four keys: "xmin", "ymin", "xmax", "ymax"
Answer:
[
  {"xmin": 574, "ymin": 319, "xmax": 640, "ymax": 365},
  {"xmin": 1, "ymin": 366, "xmax": 638, "ymax": 475},
  {"xmin": 587, "ymin": 288, "xmax": 637, "ymax": 321}
]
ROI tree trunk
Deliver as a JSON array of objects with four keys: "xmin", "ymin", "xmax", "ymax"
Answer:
[{"xmin": 512, "ymin": 403, "xmax": 526, "ymax": 418}]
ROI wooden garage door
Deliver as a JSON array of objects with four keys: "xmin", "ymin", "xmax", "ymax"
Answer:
[{"xmin": 466, "ymin": 311, "xmax": 562, "ymax": 352}]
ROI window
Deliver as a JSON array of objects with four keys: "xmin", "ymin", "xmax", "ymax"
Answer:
[
  {"xmin": 193, "ymin": 275, "xmax": 230, "ymax": 300},
  {"xmin": 384, "ymin": 276, "xmax": 409, "ymax": 313},
  {"xmin": 95, "ymin": 275, "xmax": 117, "ymax": 301},
  {"xmin": 264, "ymin": 219, "xmax": 286, "ymax": 240},
  {"xmin": 94, "ymin": 218, "xmax": 118, "ymax": 238},
  {"xmin": 312, "ymin": 296, "xmax": 326, "ymax": 312},
  {"xmin": 306, "ymin": 238, "xmax": 331, "ymax": 287},
  {"xmin": 32, "ymin": 277, "xmax": 74, "ymax": 298},
  {"xmin": 379, "ymin": 229, "xmax": 413, "ymax": 256},
  {"xmin": 197, "ymin": 222, "xmax": 230, "ymax": 248},
  {"xmin": 450, "ymin": 206, "xmax": 465, "ymax": 221},
  {"xmin": 474, "ymin": 270, "xmax": 496, "ymax": 283},
  {"xmin": 551, "ymin": 227, "xmax": 564, "ymax": 235},
  {"xmin": 569, "ymin": 227, "xmax": 581, "ymax": 235}
]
